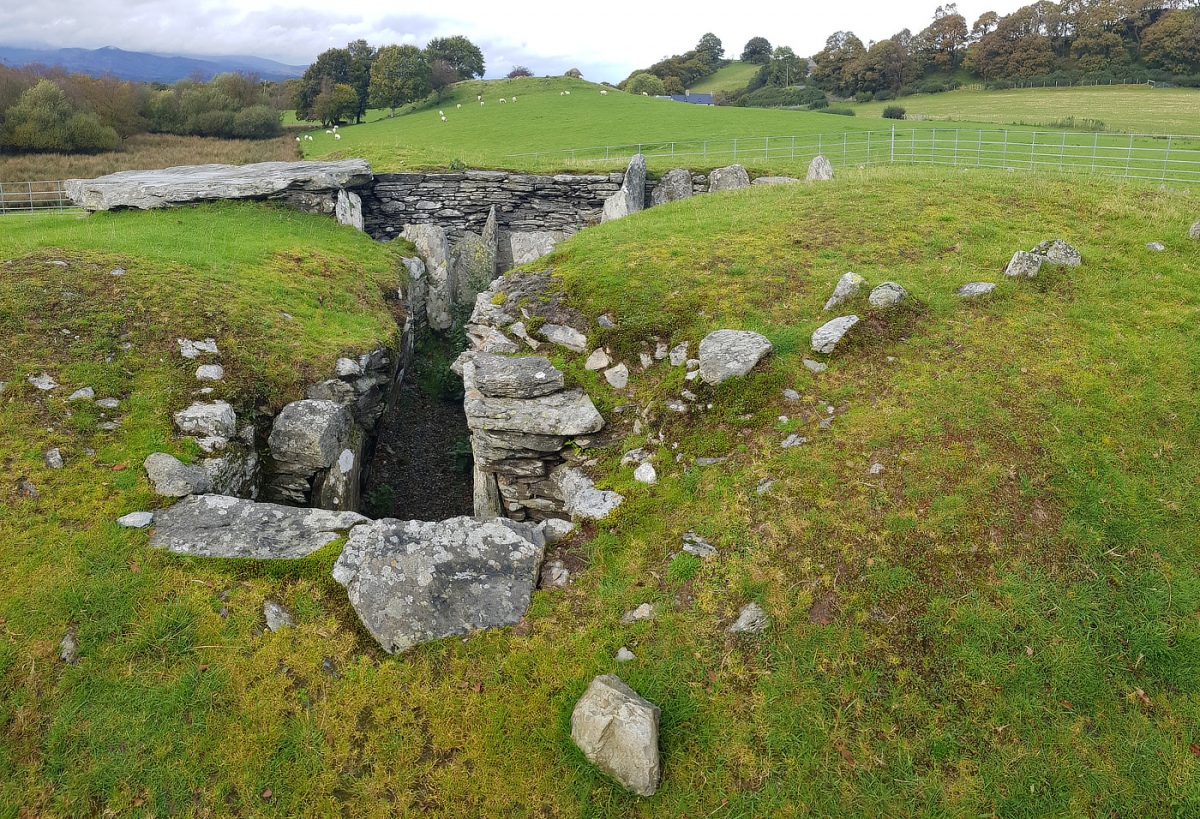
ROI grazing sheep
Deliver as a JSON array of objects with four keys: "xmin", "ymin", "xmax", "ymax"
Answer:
[
  {"xmin": 565, "ymin": 90, "xmax": 570, "ymax": 95},
  {"xmin": 456, "ymin": 103, "xmax": 461, "ymax": 108},
  {"xmin": 560, "ymin": 91, "xmax": 564, "ymax": 96},
  {"xmin": 334, "ymin": 133, "xmax": 341, "ymax": 140},
  {"xmin": 600, "ymin": 89, "xmax": 607, "ymax": 95},
  {"xmin": 440, "ymin": 116, "xmax": 446, "ymax": 121},
  {"xmin": 326, "ymin": 129, "xmax": 332, "ymax": 134},
  {"xmin": 642, "ymin": 92, "xmax": 648, "ymax": 96},
  {"xmin": 499, "ymin": 98, "xmax": 506, "ymax": 104},
  {"xmin": 477, "ymin": 95, "xmax": 482, "ymax": 100},
  {"xmin": 439, "ymin": 110, "xmax": 444, "ymax": 115},
  {"xmin": 296, "ymin": 136, "xmax": 301, "ymax": 141},
  {"xmin": 512, "ymin": 96, "xmax": 517, "ymax": 101},
  {"xmin": 480, "ymin": 101, "xmax": 485, "ymax": 106}
]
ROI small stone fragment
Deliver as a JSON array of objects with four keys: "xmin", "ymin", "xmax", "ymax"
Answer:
[
  {"xmin": 60, "ymin": 627, "xmax": 79, "ymax": 664},
  {"xmin": 585, "ymin": 349, "xmax": 611, "ymax": 370},
  {"xmin": 781, "ymin": 434, "xmax": 807, "ymax": 448},
  {"xmin": 621, "ymin": 603, "xmax": 656, "ymax": 624},
  {"xmin": 26, "ymin": 372, "xmax": 58, "ymax": 391},
  {"xmin": 67, "ymin": 386, "xmax": 94, "ymax": 401},
  {"xmin": 604, "ymin": 363, "xmax": 630, "ymax": 389},
  {"xmin": 654, "ymin": 341, "xmax": 669, "ymax": 360},
  {"xmin": 177, "ymin": 338, "xmax": 219, "ymax": 359},
  {"xmin": 694, "ymin": 457, "xmax": 726, "ymax": 467},
  {"xmin": 869, "ymin": 462, "xmax": 885, "ymax": 475},
  {"xmin": 811, "ymin": 316, "xmax": 858, "ymax": 354},
  {"xmin": 1146, "ymin": 242, "xmax": 1166, "ymax": 251},
  {"xmin": 633, "ymin": 463, "xmax": 657, "ymax": 484},
  {"xmin": 664, "ymin": 399, "xmax": 688, "ymax": 413},
  {"xmin": 96, "ymin": 397, "xmax": 120, "ymax": 409},
  {"xmin": 615, "ymin": 647, "xmax": 636, "ymax": 662},
  {"xmin": 541, "ymin": 323, "xmax": 588, "ymax": 353},
  {"xmin": 621, "ymin": 448, "xmax": 650, "ymax": 466},
  {"xmin": 783, "ymin": 388, "xmax": 800, "ymax": 401},
  {"xmin": 174, "ymin": 401, "xmax": 237, "ymax": 438},
  {"xmin": 682, "ymin": 532, "xmax": 717, "ymax": 558},
  {"xmin": 756, "ymin": 478, "xmax": 775, "ymax": 494},
  {"xmin": 1031, "ymin": 239, "xmax": 1081, "ymax": 266},
  {"xmin": 639, "ymin": 353, "xmax": 653, "ymax": 369},
  {"xmin": 957, "ymin": 282, "xmax": 996, "ymax": 298},
  {"xmin": 541, "ymin": 559, "xmax": 571, "ymax": 587},
  {"xmin": 263, "ymin": 601, "xmax": 295, "ymax": 632},
  {"xmin": 44, "ymin": 448, "xmax": 64, "ymax": 469},
  {"xmin": 539, "ymin": 517, "xmax": 575, "ymax": 544},
  {"xmin": 680, "ymin": 389, "xmax": 697, "ymax": 401},
  {"xmin": 727, "ymin": 602, "xmax": 770, "ymax": 634},
  {"xmin": 335, "ymin": 357, "xmax": 363, "ymax": 378},
  {"xmin": 669, "ymin": 342, "xmax": 689, "ymax": 367},
  {"xmin": 196, "ymin": 364, "xmax": 224, "ymax": 381},
  {"xmin": 117, "ymin": 511, "xmax": 154, "ymax": 528},
  {"xmin": 598, "ymin": 315, "xmax": 616, "ymax": 328},
  {"xmin": 109, "ymin": 267, "xmax": 125, "ymax": 276},
  {"xmin": 1005, "ymin": 251, "xmax": 1042, "ymax": 278},
  {"xmin": 803, "ymin": 359, "xmax": 827, "ymax": 374}
]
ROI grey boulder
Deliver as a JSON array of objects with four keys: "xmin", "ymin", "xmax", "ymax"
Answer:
[
  {"xmin": 806, "ymin": 155, "xmax": 834, "ymax": 181},
  {"xmin": 332, "ymin": 516, "xmax": 546, "ymax": 653},
  {"xmin": 752, "ymin": 175, "xmax": 799, "ymax": 185},
  {"xmin": 1004, "ymin": 250, "xmax": 1042, "ymax": 278},
  {"xmin": 650, "ymin": 168, "xmax": 693, "ymax": 205},
  {"xmin": 868, "ymin": 282, "xmax": 907, "ymax": 309},
  {"xmin": 1190, "ymin": 220, "xmax": 1200, "ymax": 240},
  {"xmin": 698, "ymin": 329, "xmax": 773, "ymax": 386},
  {"xmin": 465, "ymin": 389, "xmax": 604, "ymax": 436},
  {"xmin": 472, "ymin": 353, "xmax": 565, "ymax": 398},
  {"xmin": 571, "ymin": 674, "xmax": 661, "ymax": 797},
  {"xmin": 66, "ymin": 159, "xmax": 373, "ymax": 211},
  {"xmin": 149, "ymin": 494, "xmax": 367, "ymax": 559},
  {"xmin": 552, "ymin": 465, "xmax": 624, "ymax": 521},
  {"xmin": 708, "ymin": 164, "xmax": 750, "ymax": 192},
  {"xmin": 957, "ymin": 282, "xmax": 996, "ymax": 298},
  {"xmin": 540, "ymin": 323, "xmax": 588, "ymax": 353},
  {"xmin": 144, "ymin": 452, "xmax": 212, "ymax": 497},
  {"xmin": 1031, "ymin": 239, "xmax": 1081, "ymax": 266},
  {"xmin": 824, "ymin": 272, "xmax": 867, "ymax": 310},
  {"xmin": 268, "ymin": 399, "xmax": 351, "ymax": 470},
  {"xmin": 402, "ymin": 224, "xmax": 453, "ymax": 331},
  {"xmin": 335, "ymin": 189, "xmax": 364, "ymax": 231},
  {"xmin": 173, "ymin": 401, "xmax": 236, "ymax": 438},
  {"xmin": 510, "ymin": 231, "xmax": 560, "ymax": 266},
  {"xmin": 811, "ymin": 315, "xmax": 859, "ymax": 354}
]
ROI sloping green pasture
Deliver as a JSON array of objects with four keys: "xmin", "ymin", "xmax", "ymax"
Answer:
[
  {"xmin": 688, "ymin": 62, "xmax": 763, "ymax": 94},
  {"xmin": 1, "ymin": 168, "xmax": 1198, "ymax": 816}
]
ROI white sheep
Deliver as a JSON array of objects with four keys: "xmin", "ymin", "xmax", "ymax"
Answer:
[
  {"xmin": 296, "ymin": 136, "xmax": 301, "ymax": 141},
  {"xmin": 642, "ymin": 92, "xmax": 648, "ymax": 96},
  {"xmin": 439, "ymin": 110, "xmax": 444, "ymax": 116},
  {"xmin": 477, "ymin": 95, "xmax": 482, "ymax": 100},
  {"xmin": 441, "ymin": 116, "xmax": 447, "ymax": 122},
  {"xmin": 333, "ymin": 125, "xmax": 338, "ymax": 131},
  {"xmin": 565, "ymin": 90, "xmax": 570, "ymax": 95},
  {"xmin": 600, "ymin": 89, "xmax": 607, "ymax": 95},
  {"xmin": 480, "ymin": 100, "xmax": 485, "ymax": 106},
  {"xmin": 560, "ymin": 91, "xmax": 564, "ymax": 96},
  {"xmin": 456, "ymin": 103, "xmax": 461, "ymax": 108},
  {"xmin": 499, "ymin": 98, "xmax": 506, "ymax": 104},
  {"xmin": 334, "ymin": 133, "xmax": 341, "ymax": 140},
  {"xmin": 326, "ymin": 129, "xmax": 332, "ymax": 134},
  {"xmin": 512, "ymin": 96, "xmax": 517, "ymax": 101}
]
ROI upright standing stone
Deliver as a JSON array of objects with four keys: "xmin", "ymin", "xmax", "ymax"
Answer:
[
  {"xmin": 403, "ymin": 224, "xmax": 453, "ymax": 331},
  {"xmin": 571, "ymin": 674, "xmax": 662, "ymax": 797},
  {"xmin": 451, "ymin": 206, "xmax": 499, "ymax": 305},
  {"xmin": 1004, "ymin": 250, "xmax": 1042, "ymax": 278},
  {"xmin": 335, "ymin": 189, "xmax": 364, "ymax": 231},
  {"xmin": 602, "ymin": 154, "xmax": 647, "ymax": 222},
  {"xmin": 401, "ymin": 256, "xmax": 428, "ymax": 329},
  {"xmin": 824, "ymin": 272, "xmax": 867, "ymax": 310},
  {"xmin": 806, "ymin": 155, "xmax": 834, "ymax": 181}
]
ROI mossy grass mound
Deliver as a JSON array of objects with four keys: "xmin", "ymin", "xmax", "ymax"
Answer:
[{"xmin": 2, "ymin": 170, "xmax": 1199, "ymax": 815}]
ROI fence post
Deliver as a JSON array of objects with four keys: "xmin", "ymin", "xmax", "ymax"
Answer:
[
  {"xmin": 1125, "ymin": 134, "xmax": 1133, "ymax": 177},
  {"xmin": 866, "ymin": 130, "xmax": 871, "ymax": 164},
  {"xmin": 932, "ymin": 128, "xmax": 937, "ymax": 165},
  {"xmin": 1091, "ymin": 132, "xmax": 1097, "ymax": 173},
  {"xmin": 890, "ymin": 125, "xmax": 895, "ymax": 164},
  {"xmin": 843, "ymin": 132, "xmax": 847, "ymax": 166},
  {"xmin": 954, "ymin": 129, "xmax": 959, "ymax": 166},
  {"xmin": 1163, "ymin": 135, "xmax": 1172, "ymax": 180},
  {"xmin": 1030, "ymin": 132, "xmax": 1036, "ymax": 170},
  {"xmin": 818, "ymin": 134, "xmax": 822, "ymax": 156},
  {"xmin": 1060, "ymin": 132, "xmax": 1065, "ymax": 171},
  {"xmin": 1002, "ymin": 130, "xmax": 1008, "ymax": 167},
  {"xmin": 764, "ymin": 136, "xmax": 769, "ymax": 161}
]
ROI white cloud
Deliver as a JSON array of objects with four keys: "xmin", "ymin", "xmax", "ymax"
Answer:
[{"xmin": 3, "ymin": 0, "xmax": 1035, "ymax": 82}]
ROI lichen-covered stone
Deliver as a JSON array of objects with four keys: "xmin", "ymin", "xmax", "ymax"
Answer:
[
  {"xmin": 268, "ymin": 400, "xmax": 351, "ymax": 470},
  {"xmin": 571, "ymin": 674, "xmax": 661, "ymax": 797},
  {"xmin": 332, "ymin": 516, "xmax": 546, "ymax": 653},
  {"xmin": 173, "ymin": 401, "xmax": 236, "ymax": 439},
  {"xmin": 811, "ymin": 315, "xmax": 859, "ymax": 354},
  {"xmin": 472, "ymin": 353, "xmax": 565, "ymax": 398},
  {"xmin": 806, "ymin": 155, "xmax": 834, "ymax": 181},
  {"xmin": 824, "ymin": 272, "xmax": 867, "ymax": 311},
  {"xmin": 708, "ymin": 164, "xmax": 750, "ymax": 192},
  {"xmin": 1005, "ymin": 250, "xmax": 1042, "ymax": 278},
  {"xmin": 698, "ymin": 330, "xmax": 773, "ymax": 385}
]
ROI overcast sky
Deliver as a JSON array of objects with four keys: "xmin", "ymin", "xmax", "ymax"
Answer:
[{"xmin": 4, "ymin": 0, "xmax": 1033, "ymax": 83}]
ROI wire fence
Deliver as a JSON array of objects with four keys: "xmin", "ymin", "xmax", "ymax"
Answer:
[
  {"xmin": 0, "ymin": 180, "xmax": 79, "ymax": 215},
  {"xmin": 508, "ymin": 128, "xmax": 1200, "ymax": 185}
]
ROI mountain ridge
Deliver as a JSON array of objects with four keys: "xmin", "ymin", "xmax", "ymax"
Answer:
[{"xmin": 0, "ymin": 45, "xmax": 306, "ymax": 83}]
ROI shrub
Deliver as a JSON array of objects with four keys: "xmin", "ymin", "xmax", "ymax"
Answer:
[
  {"xmin": 808, "ymin": 97, "xmax": 829, "ymax": 109},
  {"xmin": 1, "ymin": 80, "xmax": 119, "ymax": 153},
  {"xmin": 873, "ymin": 90, "xmax": 897, "ymax": 101},
  {"xmin": 231, "ymin": 105, "xmax": 281, "ymax": 139},
  {"xmin": 883, "ymin": 105, "xmax": 906, "ymax": 119},
  {"xmin": 825, "ymin": 107, "xmax": 856, "ymax": 116},
  {"xmin": 626, "ymin": 72, "xmax": 665, "ymax": 96},
  {"xmin": 855, "ymin": 91, "xmax": 873, "ymax": 103},
  {"xmin": 507, "ymin": 66, "xmax": 533, "ymax": 78}
]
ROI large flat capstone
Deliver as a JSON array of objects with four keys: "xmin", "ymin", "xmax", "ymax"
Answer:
[
  {"xmin": 149, "ymin": 494, "xmax": 367, "ymax": 559},
  {"xmin": 332, "ymin": 516, "xmax": 546, "ymax": 653},
  {"xmin": 66, "ymin": 160, "xmax": 373, "ymax": 211}
]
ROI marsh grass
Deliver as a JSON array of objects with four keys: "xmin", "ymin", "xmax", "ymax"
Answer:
[{"xmin": 1, "ymin": 169, "xmax": 1199, "ymax": 816}]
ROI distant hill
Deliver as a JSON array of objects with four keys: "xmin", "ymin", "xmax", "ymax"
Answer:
[
  {"xmin": 688, "ymin": 61, "xmax": 763, "ymax": 94},
  {"xmin": 0, "ymin": 45, "xmax": 307, "ymax": 83}
]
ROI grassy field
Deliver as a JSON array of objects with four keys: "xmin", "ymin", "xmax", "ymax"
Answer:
[
  {"xmin": 2, "ymin": 168, "xmax": 1199, "ymax": 815},
  {"xmin": 0, "ymin": 133, "xmax": 303, "ymax": 184},
  {"xmin": 298, "ymin": 75, "xmax": 917, "ymax": 173},
  {"xmin": 688, "ymin": 61, "xmax": 762, "ymax": 94},
  {"xmin": 852, "ymin": 84, "xmax": 1200, "ymax": 134}
]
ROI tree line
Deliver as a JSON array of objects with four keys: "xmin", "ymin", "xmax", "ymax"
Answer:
[
  {"xmin": 810, "ymin": 0, "xmax": 1200, "ymax": 101},
  {"xmin": 289, "ymin": 36, "xmax": 484, "ymax": 126},
  {"xmin": 0, "ymin": 64, "xmax": 288, "ymax": 153}
]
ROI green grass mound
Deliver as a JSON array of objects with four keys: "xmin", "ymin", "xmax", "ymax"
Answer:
[
  {"xmin": 2, "ymin": 171, "xmax": 1199, "ymax": 815},
  {"xmin": 688, "ymin": 62, "xmax": 763, "ymax": 95},
  {"xmin": 299, "ymin": 74, "xmax": 906, "ymax": 173}
]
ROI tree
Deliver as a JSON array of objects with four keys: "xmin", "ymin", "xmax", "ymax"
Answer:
[
  {"xmin": 917, "ymin": 4, "xmax": 970, "ymax": 71},
  {"xmin": 429, "ymin": 60, "xmax": 459, "ymax": 100},
  {"xmin": 425, "ymin": 36, "xmax": 485, "ymax": 79},
  {"xmin": 294, "ymin": 47, "xmax": 352, "ymax": 121},
  {"xmin": 2, "ymin": 79, "xmax": 118, "ymax": 153},
  {"xmin": 370, "ymin": 45, "xmax": 431, "ymax": 116},
  {"xmin": 1141, "ymin": 8, "xmax": 1200, "ymax": 74},
  {"xmin": 812, "ymin": 31, "xmax": 867, "ymax": 96},
  {"xmin": 697, "ymin": 32, "xmax": 725, "ymax": 66},
  {"xmin": 663, "ymin": 76, "xmax": 684, "ymax": 95},
  {"xmin": 763, "ymin": 47, "xmax": 802, "ymax": 86},
  {"xmin": 741, "ymin": 36, "xmax": 773, "ymax": 63},
  {"xmin": 972, "ymin": 11, "xmax": 1000, "ymax": 39},
  {"xmin": 626, "ymin": 72, "xmax": 665, "ymax": 95},
  {"xmin": 346, "ymin": 39, "xmax": 376, "ymax": 123},
  {"xmin": 507, "ymin": 65, "xmax": 533, "ymax": 78},
  {"xmin": 312, "ymin": 80, "xmax": 358, "ymax": 127}
]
